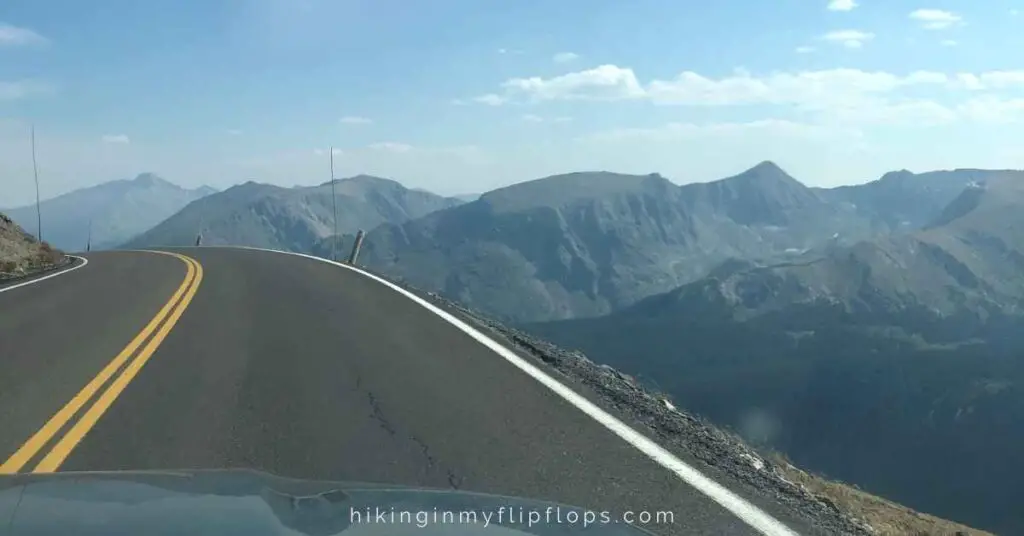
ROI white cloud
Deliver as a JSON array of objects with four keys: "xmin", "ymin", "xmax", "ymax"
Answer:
[
  {"xmin": 941, "ymin": 39, "xmax": 957, "ymax": 47},
  {"xmin": 474, "ymin": 93, "xmax": 507, "ymax": 106},
  {"xmin": 339, "ymin": 116, "xmax": 372, "ymax": 125},
  {"xmin": 552, "ymin": 52, "xmax": 579, "ymax": 63},
  {"xmin": 101, "ymin": 134, "xmax": 130, "ymax": 144},
  {"xmin": 827, "ymin": 0, "xmax": 858, "ymax": 11},
  {"xmin": 522, "ymin": 114, "xmax": 571, "ymax": 123},
  {"xmin": 821, "ymin": 29, "xmax": 874, "ymax": 48},
  {"xmin": 645, "ymin": 68, "xmax": 949, "ymax": 108},
  {"xmin": 585, "ymin": 119, "xmax": 833, "ymax": 142},
  {"xmin": 823, "ymin": 99, "xmax": 958, "ymax": 126},
  {"xmin": 909, "ymin": 9, "xmax": 962, "ymax": 30},
  {"xmin": 227, "ymin": 129, "xmax": 243, "ymax": 135},
  {"xmin": 472, "ymin": 64, "xmax": 1024, "ymax": 129},
  {"xmin": 956, "ymin": 73, "xmax": 984, "ymax": 90},
  {"xmin": 478, "ymin": 65, "xmax": 1024, "ymax": 111},
  {"xmin": 368, "ymin": 141, "xmax": 413, "ymax": 153},
  {"xmin": 795, "ymin": 46, "xmax": 815, "ymax": 54},
  {"xmin": 498, "ymin": 64, "xmax": 646, "ymax": 102},
  {"xmin": 0, "ymin": 23, "xmax": 47, "ymax": 46},
  {"xmin": 0, "ymin": 80, "xmax": 52, "ymax": 100},
  {"xmin": 958, "ymin": 97, "xmax": 1024, "ymax": 124},
  {"xmin": 954, "ymin": 71, "xmax": 1024, "ymax": 90}
]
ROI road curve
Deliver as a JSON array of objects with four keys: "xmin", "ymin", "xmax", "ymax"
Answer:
[{"xmin": 0, "ymin": 248, "xmax": 822, "ymax": 536}]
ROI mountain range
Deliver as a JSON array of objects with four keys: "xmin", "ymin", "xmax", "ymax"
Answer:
[
  {"xmin": 339, "ymin": 162, "xmax": 974, "ymax": 323},
  {"xmin": 3, "ymin": 173, "xmax": 215, "ymax": 252},
  {"xmin": 118, "ymin": 161, "xmax": 1020, "ymax": 533},
  {"xmin": 124, "ymin": 175, "xmax": 463, "ymax": 251}
]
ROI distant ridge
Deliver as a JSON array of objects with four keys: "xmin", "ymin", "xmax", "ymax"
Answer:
[
  {"xmin": 4, "ymin": 173, "xmax": 216, "ymax": 251},
  {"xmin": 346, "ymin": 162, "xmax": 885, "ymax": 322},
  {"xmin": 124, "ymin": 175, "xmax": 462, "ymax": 251}
]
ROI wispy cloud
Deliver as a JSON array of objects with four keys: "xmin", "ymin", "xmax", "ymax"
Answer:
[
  {"xmin": 101, "ymin": 134, "xmax": 130, "ymax": 144},
  {"xmin": 340, "ymin": 116, "xmax": 372, "ymax": 125},
  {"xmin": 522, "ymin": 114, "xmax": 571, "ymax": 123},
  {"xmin": 909, "ymin": 9, "xmax": 962, "ymax": 30},
  {"xmin": 826, "ymin": 0, "xmax": 858, "ymax": 12},
  {"xmin": 821, "ymin": 29, "xmax": 874, "ymax": 48},
  {"xmin": 0, "ymin": 80, "xmax": 53, "ymax": 100},
  {"xmin": 584, "ymin": 120, "xmax": 833, "ymax": 143},
  {"xmin": 478, "ymin": 66, "xmax": 1024, "ymax": 106},
  {"xmin": 227, "ymin": 129, "xmax": 243, "ymax": 135},
  {"xmin": 474, "ymin": 94, "xmax": 507, "ymax": 106},
  {"xmin": 941, "ymin": 39, "xmax": 958, "ymax": 47},
  {"xmin": 497, "ymin": 48, "xmax": 523, "ymax": 55},
  {"xmin": 553, "ymin": 52, "xmax": 579, "ymax": 63},
  {"xmin": 468, "ymin": 63, "xmax": 1024, "ymax": 129},
  {"xmin": 0, "ymin": 23, "xmax": 48, "ymax": 47},
  {"xmin": 795, "ymin": 46, "xmax": 815, "ymax": 54},
  {"xmin": 368, "ymin": 141, "xmax": 413, "ymax": 153},
  {"xmin": 492, "ymin": 64, "xmax": 645, "ymax": 103}
]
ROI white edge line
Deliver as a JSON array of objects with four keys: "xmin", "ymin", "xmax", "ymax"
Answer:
[
  {"xmin": 225, "ymin": 246, "xmax": 801, "ymax": 536},
  {"xmin": 0, "ymin": 256, "xmax": 89, "ymax": 294}
]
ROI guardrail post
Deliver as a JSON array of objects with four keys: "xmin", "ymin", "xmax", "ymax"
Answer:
[{"xmin": 348, "ymin": 229, "xmax": 365, "ymax": 265}]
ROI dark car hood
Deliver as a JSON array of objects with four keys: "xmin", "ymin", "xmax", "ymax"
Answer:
[{"xmin": 0, "ymin": 469, "xmax": 656, "ymax": 535}]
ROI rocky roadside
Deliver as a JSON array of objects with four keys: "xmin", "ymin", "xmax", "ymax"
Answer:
[{"xmin": 0, "ymin": 212, "xmax": 69, "ymax": 283}]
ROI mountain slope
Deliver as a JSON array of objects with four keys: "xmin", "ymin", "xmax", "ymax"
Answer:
[
  {"xmin": 125, "ymin": 175, "xmax": 462, "ymax": 251},
  {"xmin": 4, "ymin": 173, "xmax": 215, "ymax": 251},
  {"xmin": 814, "ymin": 168, "xmax": 996, "ymax": 232},
  {"xmin": 345, "ymin": 162, "xmax": 881, "ymax": 323},
  {"xmin": 525, "ymin": 171, "xmax": 1024, "ymax": 534},
  {"xmin": 656, "ymin": 171, "xmax": 1024, "ymax": 326}
]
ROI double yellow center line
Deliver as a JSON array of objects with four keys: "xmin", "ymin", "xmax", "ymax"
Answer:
[{"xmin": 0, "ymin": 251, "xmax": 203, "ymax": 474}]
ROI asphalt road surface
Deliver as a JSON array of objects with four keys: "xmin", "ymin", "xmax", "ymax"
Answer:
[{"xmin": 0, "ymin": 248, "xmax": 820, "ymax": 536}]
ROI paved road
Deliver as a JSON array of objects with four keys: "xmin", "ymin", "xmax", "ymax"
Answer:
[{"xmin": 0, "ymin": 248, "xmax": 818, "ymax": 535}]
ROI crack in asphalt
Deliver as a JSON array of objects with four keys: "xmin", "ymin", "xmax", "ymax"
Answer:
[
  {"xmin": 364, "ymin": 387, "xmax": 462, "ymax": 490},
  {"xmin": 366, "ymin": 391, "xmax": 397, "ymax": 436}
]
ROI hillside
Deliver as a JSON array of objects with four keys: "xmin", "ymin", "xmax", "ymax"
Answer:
[
  {"xmin": 0, "ymin": 212, "xmax": 63, "ymax": 281},
  {"xmin": 4, "ymin": 173, "xmax": 215, "ymax": 251},
  {"xmin": 814, "ymin": 168, "xmax": 994, "ymax": 232},
  {"xmin": 525, "ymin": 171, "xmax": 1024, "ymax": 534},
  {"xmin": 343, "ymin": 162, "xmax": 884, "ymax": 323},
  {"xmin": 646, "ymin": 171, "xmax": 1024, "ymax": 327},
  {"xmin": 124, "ymin": 175, "xmax": 462, "ymax": 251}
]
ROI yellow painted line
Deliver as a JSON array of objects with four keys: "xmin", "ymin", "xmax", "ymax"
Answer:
[
  {"xmin": 0, "ymin": 252, "xmax": 202, "ymax": 474},
  {"xmin": 34, "ymin": 254, "xmax": 203, "ymax": 472}
]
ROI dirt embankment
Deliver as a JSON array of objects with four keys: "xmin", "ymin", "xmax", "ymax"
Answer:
[{"xmin": 0, "ymin": 212, "xmax": 66, "ymax": 281}]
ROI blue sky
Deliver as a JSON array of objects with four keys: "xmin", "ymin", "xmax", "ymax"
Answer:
[{"xmin": 3, "ymin": 0, "xmax": 1024, "ymax": 206}]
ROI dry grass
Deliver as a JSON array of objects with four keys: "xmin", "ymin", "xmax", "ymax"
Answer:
[
  {"xmin": 0, "ymin": 212, "xmax": 65, "ymax": 277},
  {"xmin": 768, "ymin": 452, "xmax": 993, "ymax": 536},
  {"xmin": 35, "ymin": 240, "xmax": 64, "ymax": 266}
]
